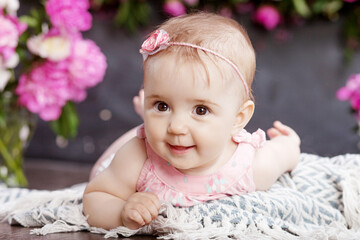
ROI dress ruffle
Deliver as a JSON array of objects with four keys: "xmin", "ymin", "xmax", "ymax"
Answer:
[
  {"xmin": 232, "ymin": 129, "xmax": 266, "ymax": 148},
  {"xmin": 136, "ymin": 124, "xmax": 146, "ymax": 139}
]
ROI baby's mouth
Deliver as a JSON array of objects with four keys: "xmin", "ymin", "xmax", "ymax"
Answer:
[{"xmin": 168, "ymin": 144, "xmax": 195, "ymax": 154}]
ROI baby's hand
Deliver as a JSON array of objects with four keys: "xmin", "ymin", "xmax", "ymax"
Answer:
[
  {"xmin": 133, "ymin": 89, "xmax": 144, "ymax": 120},
  {"xmin": 121, "ymin": 192, "xmax": 161, "ymax": 230},
  {"xmin": 267, "ymin": 121, "xmax": 300, "ymax": 146},
  {"xmin": 253, "ymin": 121, "xmax": 300, "ymax": 190}
]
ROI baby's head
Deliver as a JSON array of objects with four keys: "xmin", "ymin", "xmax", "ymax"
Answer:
[
  {"xmin": 140, "ymin": 13, "xmax": 257, "ymax": 174},
  {"xmin": 142, "ymin": 12, "xmax": 256, "ymax": 102}
]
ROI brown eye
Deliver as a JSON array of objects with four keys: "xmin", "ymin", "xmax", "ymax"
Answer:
[
  {"xmin": 194, "ymin": 105, "xmax": 209, "ymax": 115},
  {"xmin": 155, "ymin": 102, "xmax": 169, "ymax": 112}
]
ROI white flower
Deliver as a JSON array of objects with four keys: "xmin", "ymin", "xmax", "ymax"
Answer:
[
  {"xmin": 0, "ymin": 166, "xmax": 8, "ymax": 177},
  {"xmin": 2, "ymin": 52, "xmax": 19, "ymax": 68},
  {"xmin": 27, "ymin": 34, "xmax": 72, "ymax": 61},
  {"xmin": 0, "ymin": 0, "xmax": 19, "ymax": 15},
  {"xmin": 0, "ymin": 67, "xmax": 11, "ymax": 92},
  {"xmin": 19, "ymin": 125, "xmax": 30, "ymax": 142}
]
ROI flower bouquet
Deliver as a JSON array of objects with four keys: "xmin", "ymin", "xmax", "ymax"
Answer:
[
  {"xmin": 0, "ymin": 0, "xmax": 107, "ymax": 186},
  {"xmin": 337, "ymin": 74, "xmax": 360, "ymax": 133}
]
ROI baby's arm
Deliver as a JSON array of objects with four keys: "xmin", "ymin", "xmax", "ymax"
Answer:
[
  {"xmin": 90, "ymin": 89, "xmax": 145, "ymax": 180},
  {"xmin": 83, "ymin": 137, "xmax": 161, "ymax": 230},
  {"xmin": 252, "ymin": 121, "xmax": 301, "ymax": 191},
  {"xmin": 89, "ymin": 126, "xmax": 138, "ymax": 180}
]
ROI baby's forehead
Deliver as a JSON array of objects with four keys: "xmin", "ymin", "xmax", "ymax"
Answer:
[
  {"xmin": 144, "ymin": 59, "xmax": 245, "ymax": 108},
  {"xmin": 144, "ymin": 52, "xmax": 238, "ymax": 87}
]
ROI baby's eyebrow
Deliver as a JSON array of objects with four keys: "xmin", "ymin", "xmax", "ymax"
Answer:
[
  {"xmin": 192, "ymin": 99, "xmax": 220, "ymax": 108},
  {"xmin": 146, "ymin": 94, "xmax": 162, "ymax": 100}
]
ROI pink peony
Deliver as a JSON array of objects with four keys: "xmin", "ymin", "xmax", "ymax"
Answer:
[
  {"xmin": 45, "ymin": 0, "xmax": 92, "ymax": 32},
  {"xmin": 254, "ymin": 5, "xmax": 281, "ymax": 31},
  {"xmin": 337, "ymin": 74, "xmax": 360, "ymax": 110},
  {"xmin": 16, "ymin": 61, "xmax": 73, "ymax": 121},
  {"xmin": 68, "ymin": 38, "xmax": 107, "ymax": 90},
  {"xmin": 0, "ymin": 15, "xmax": 18, "ymax": 50},
  {"xmin": 16, "ymin": 35, "xmax": 107, "ymax": 121},
  {"xmin": 0, "ymin": 14, "xmax": 27, "ymax": 65},
  {"xmin": 163, "ymin": 0, "xmax": 186, "ymax": 17}
]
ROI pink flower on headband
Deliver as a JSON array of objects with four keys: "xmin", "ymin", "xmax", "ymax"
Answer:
[
  {"xmin": 138, "ymin": 29, "xmax": 250, "ymax": 95},
  {"xmin": 140, "ymin": 29, "xmax": 170, "ymax": 60}
]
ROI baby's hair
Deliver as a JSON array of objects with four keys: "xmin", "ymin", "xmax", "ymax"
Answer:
[{"xmin": 144, "ymin": 12, "xmax": 256, "ymax": 100}]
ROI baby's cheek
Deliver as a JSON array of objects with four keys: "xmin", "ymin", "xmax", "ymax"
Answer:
[
  {"xmin": 196, "ymin": 128, "xmax": 231, "ymax": 150},
  {"xmin": 144, "ymin": 124, "xmax": 164, "ymax": 147},
  {"xmin": 145, "ymin": 121, "xmax": 160, "ymax": 137}
]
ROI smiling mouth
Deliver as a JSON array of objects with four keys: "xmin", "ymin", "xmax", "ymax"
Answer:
[{"xmin": 168, "ymin": 144, "xmax": 195, "ymax": 154}]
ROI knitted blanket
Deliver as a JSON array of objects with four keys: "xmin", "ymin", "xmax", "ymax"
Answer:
[{"xmin": 0, "ymin": 153, "xmax": 360, "ymax": 239}]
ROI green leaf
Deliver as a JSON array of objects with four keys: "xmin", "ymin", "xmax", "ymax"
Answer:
[
  {"xmin": 291, "ymin": 0, "xmax": 311, "ymax": 18},
  {"xmin": 19, "ymin": 15, "xmax": 38, "ymax": 28},
  {"xmin": 30, "ymin": 8, "xmax": 42, "ymax": 21},
  {"xmin": 312, "ymin": 0, "xmax": 327, "ymax": 14},
  {"xmin": 0, "ymin": 110, "xmax": 5, "ymax": 128},
  {"xmin": 17, "ymin": 30, "xmax": 30, "ymax": 45},
  {"xmin": 135, "ymin": 2, "xmax": 150, "ymax": 25},
  {"xmin": 323, "ymin": 0, "xmax": 343, "ymax": 18},
  {"xmin": 15, "ymin": 48, "xmax": 27, "ymax": 63},
  {"xmin": 115, "ymin": 1, "xmax": 131, "ymax": 26},
  {"xmin": 50, "ymin": 102, "xmax": 79, "ymax": 139},
  {"xmin": 27, "ymin": 7, "xmax": 47, "ymax": 34},
  {"xmin": 95, "ymin": 0, "xmax": 105, "ymax": 6},
  {"xmin": 230, "ymin": 0, "xmax": 248, "ymax": 3}
]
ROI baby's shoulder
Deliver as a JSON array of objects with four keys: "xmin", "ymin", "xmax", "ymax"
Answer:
[{"xmin": 110, "ymin": 137, "xmax": 147, "ymax": 174}]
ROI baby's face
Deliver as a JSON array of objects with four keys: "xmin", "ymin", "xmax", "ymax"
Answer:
[{"xmin": 143, "ymin": 55, "xmax": 244, "ymax": 175}]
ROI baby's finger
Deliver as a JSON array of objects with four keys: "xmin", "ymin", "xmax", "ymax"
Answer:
[
  {"xmin": 146, "ymin": 192, "xmax": 162, "ymax": 210},
  {"xmin": 136, "ymin": 204, "xmax": 153, "ymax": 225},
  {"xmin": 142, "ymin": 193, "xmax": 160, "ymax": 220},
  {"xmin": 274, "ymin": 121, "xmax": 301, "ymax": 145},
  {"xmin": 147, "ymin": 202, "xmax": 160, "ymax": 220},
  {"xmin": 267, "ymin": 128, "xmax": 281, "ymax": 139},
  {"xmin": 273, "ymin": 121, "xmax": 293, "ymax": 135},
  {"xmin": 126, "ymin": 209, "xmax": 145, "ymax": 229}
]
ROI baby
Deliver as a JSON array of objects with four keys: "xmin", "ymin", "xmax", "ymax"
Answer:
[{"xmin": 83, "ymin": 12, "xmax": 301, "ymax": 230}]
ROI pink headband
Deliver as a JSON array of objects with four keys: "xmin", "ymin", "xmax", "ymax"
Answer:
[{"xmin": 139, "ymin": 29, "xmax": 249, "ymax": 96}]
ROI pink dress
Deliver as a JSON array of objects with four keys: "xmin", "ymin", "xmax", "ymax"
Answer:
[{"xmin": 136, "ymin": 125, "xmax": 266, "ymax": 207}]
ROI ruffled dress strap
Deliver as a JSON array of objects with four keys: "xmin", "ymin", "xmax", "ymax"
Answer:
[
  {"xmin": 136, "ymin": 124, "xmax": 146, "ymax": 139},
  {"xmin": 232, "ymin": 128, "xmax": 266, "ymax": 148}
]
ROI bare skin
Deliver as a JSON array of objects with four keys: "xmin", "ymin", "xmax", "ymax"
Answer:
[
  {"xmin": 83, "ymin": 26, "xmax": 300, "ymax": 229},
  {"xmin": 83, "ymin": 92, "xmax": 300, "ymax": 230}
]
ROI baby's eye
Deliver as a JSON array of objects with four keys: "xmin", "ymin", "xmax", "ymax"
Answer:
[
  {"xmin": 194, "ymin": 105, "xmax": 209, "ymax": 116},
  {"xmin": 154, "ymin": 101, "xmax": 169, "ymax": 112}
]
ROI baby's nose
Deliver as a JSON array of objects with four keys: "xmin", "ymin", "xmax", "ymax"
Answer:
[{"xmin": 167, "ymin": 115, "xmax": 188, "ymax": 135}]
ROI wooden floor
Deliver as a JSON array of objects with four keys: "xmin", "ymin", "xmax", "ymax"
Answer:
[{"xmin": 0, "ymin": 159, "xmax": 155, "ymax": 240}]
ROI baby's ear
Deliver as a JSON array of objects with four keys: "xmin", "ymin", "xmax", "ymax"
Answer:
[{"xmin": 231, "ymin": 100, "xmax": 254, "ymax": 135}]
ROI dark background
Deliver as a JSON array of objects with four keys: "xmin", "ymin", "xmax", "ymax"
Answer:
[{"xmin": 22, "ymin": 3, "xmax": 360, "ymax": 164}]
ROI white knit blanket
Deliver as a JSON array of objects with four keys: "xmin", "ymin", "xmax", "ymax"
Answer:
[{"xmin": 1, "ymin": 153, "xmax": 360, "ymax": 239}]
